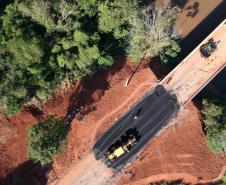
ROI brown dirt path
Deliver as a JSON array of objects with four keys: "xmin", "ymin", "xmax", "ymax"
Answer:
[
  {"xmin": 55, "ymin": 153, "xmax": 114, "ymax": 185},
  {"xmin": 0, "ymin": 111, "xmax": 37, "ymax": 178},
  {"xmin": 51, "ymin": 69, "xmax": 157, "ymax": 185}
]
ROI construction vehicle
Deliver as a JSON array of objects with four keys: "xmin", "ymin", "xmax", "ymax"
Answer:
[
  {"xmin": 199, "ymin": 38, "xmax": 218, "ymax": 58},
  {"xmin": 106, "ymin": 136, "xmax": 138, "ymax": 161}
]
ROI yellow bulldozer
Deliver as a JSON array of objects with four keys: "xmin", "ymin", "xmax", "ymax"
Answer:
[{"xmin": 106, "ymin": 137, "xmax": 138, "ymax": 161}]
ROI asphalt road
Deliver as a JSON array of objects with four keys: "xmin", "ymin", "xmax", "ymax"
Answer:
[{"xmin": 93, "ymin": 85, "xmax": 180, "ymax": 170}]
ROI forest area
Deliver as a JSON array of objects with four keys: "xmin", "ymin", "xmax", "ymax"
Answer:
[
  {"xmin": 0, "ymin": 1, "xmax": 225, "ymax": 183},
  {"xmin": 0, "ymin": 0, "xmax": 180, "ymax": 115}
]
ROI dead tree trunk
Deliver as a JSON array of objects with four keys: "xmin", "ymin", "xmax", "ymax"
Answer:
[{"xmin": 125, "ymin": 53, "xmax": 147, "ymax": 87}]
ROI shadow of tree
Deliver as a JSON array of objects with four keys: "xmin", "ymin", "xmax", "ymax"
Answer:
[
  {"xmin": 0, "ymin": 0, "xmax": 13, "ymax": 14},
  {"xmin": 176, "ymin": 0, "xmax": 226, "ymax": 63},
  {"xmin": 149, "ymin": 179, "xmax": 185, "ymax": 185},
  {"xmin": 66, "ymin": 58, "xmax": 128, "ymax": 122},
  {"xmin": 186, "ymin": 1, "xmax": 199, "ymax": 18},
  {"xmin": 171, "ymin": 0, "xmax": 189, "ymax": 9},
  {"xmin": 24, "ymin": 106, "xmax": 44, "ymax": 120},
  {"xmin": 148, "ymin": 57, "xmax": 173, "ymax": 80},
  {"xmin": 207, "ymin": 67, "xmax": 226, "ymax": 94},
  {"xmin": 0, "ymin": 160, "xmax": 52, "ymax": 185}
]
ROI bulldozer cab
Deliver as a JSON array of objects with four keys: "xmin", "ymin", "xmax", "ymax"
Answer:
[
  {"xmin": 106, "ymin": 136, "xmax": 138, "ymax": 161},
  {"xmin": 107, "ymin": 147, "xmax": 125, "ymax": 160}
]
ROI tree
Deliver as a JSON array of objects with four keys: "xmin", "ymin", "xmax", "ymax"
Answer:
[
  {"xmin": 1, "ymin": 0, "xmax": 155, "ymax": 114},
  {"xmin": 17, "ymin": 0, "xmax": 80, "ymax": 32},
  {"xmin": 128, "ymin": 6, "xmax": 180, "ymax": 63},
  {"xmin": 160, "ymin": 40, "xmax": 181, "ymax": 63},
  {"xmin": 98, "ymin": 54, "xmax": 114, "ymax": 67},
  {"xmin": 76, "ymin": 0, "xmax": 98, "ymax": 16},
  {"xmin": 98, "ymin": 0, "xmax": 138, "ymax": 39},
  {"xmin": 73, "ymin": 30, "xmax": 89, "ymax": 46},
  {"xmin": 201, "ymin": 98, "xmax": 226, "ymax": 154},
  {"xmin": 1, "ymin": 3, "xmax": 44, "ymax": 41},
  {"xmin": 28, "ymin": 116, "xmax": 69, "ymax": 165},
  {"xmin": 6, "ymin": 38, "xmax": 44, "ymax": 68}
]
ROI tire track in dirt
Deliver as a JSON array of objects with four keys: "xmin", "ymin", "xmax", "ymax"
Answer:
[
  {"xmin": 123, "ymin": 165, "xmax": 226, "ymax": 185},
  {"xmin": 55, "ymin": 153, "xmax": 113, "ymax": 185}
]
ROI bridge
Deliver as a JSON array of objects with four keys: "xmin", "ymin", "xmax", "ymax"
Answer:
[
  {"xmin": 93, "ymin": 19, "xmax": 226, "ymax": 170},
  {"xmin": 161, "ymin": 19, "xmax": 226, "ymax": 106}
]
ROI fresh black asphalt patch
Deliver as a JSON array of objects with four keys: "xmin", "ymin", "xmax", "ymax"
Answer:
[{"xmin": 93, "ymin": 85, "xmax": 180, "ymax": 170}]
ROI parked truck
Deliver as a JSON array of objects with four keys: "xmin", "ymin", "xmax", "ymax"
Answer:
[{"xmin": 199, "ymin": 38, "xmax": 218, "ymax": 58}]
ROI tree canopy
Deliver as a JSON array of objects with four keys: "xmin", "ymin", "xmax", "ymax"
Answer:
[
  {"xmin": 28, "ymin": 116, "xmax": 69, "ymax": 165},
  {"xmin": 127, "ymin": 6, "xmax": 181, "ymax": 63},
  {"xmin": 0, "ymin": 0, "xmax": 180, "ymax": 115},
  {"xmin": 201, "ymin": 97, "xmax": 226, "ymax": 154}
]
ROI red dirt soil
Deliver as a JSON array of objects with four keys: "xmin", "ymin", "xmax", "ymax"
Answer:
[
  {"xmin": 119, "ymin": 103, "xmax": 226, "ymax": 185},
  {"xmin": 0, "ymin": 59, "xmax": 156, "ymax": 180},
  {"xmin": 0, "ymin": 59, "xmax": 225, "ymax": 185}
]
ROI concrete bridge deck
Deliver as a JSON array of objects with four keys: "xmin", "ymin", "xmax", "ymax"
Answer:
[{"xmin": 161, "ymin": 19, "xmax": 226, "ymax": 105}]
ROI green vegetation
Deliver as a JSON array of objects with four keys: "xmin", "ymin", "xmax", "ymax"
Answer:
[
  {"xmin": 201, "ymin": 96, "xmax": 226, "ymax": 154},
  {"xmin": 215, "ymin": 173, "xmax": 226, "ymax": 185},
  {"xmin": 149, "ymin": 180, "xmax": 184, "ymax": 185},
  {"xmin": 0, "ymin": 1, "xmax": 180, "ymax": 115},
  {"xmin": 28, "ymin": 116, "xmax": 69, "ymax": 165},
  {"xmin": 127, "ymin": 6, "xmax": 181, "ymax": 63}
]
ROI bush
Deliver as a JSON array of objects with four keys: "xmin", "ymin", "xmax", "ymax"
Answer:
[
  {"xmin": 215, "ymin": 173, "xmax": 226, "ymax": 185},
  {"xmin": 160, "ymin": 40, "xmax": 181, "ymax": 64},
  {"xmin": 28, "ymin": 116, "xmax": 69, "ymax": 165},
  {"xmin": 201, "ymin": 98, "xmax": 226, "ymax": 154}
]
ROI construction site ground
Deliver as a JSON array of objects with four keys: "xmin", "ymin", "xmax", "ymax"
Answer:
[
  {"xmin": 1, "ymin": 0, "xmax": 226, "ymax": 185},
  {"xmin": 1, "ymin": 58, "xmax": 226, "ymax": 185}
]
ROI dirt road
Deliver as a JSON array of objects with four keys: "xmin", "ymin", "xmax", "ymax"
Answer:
[{"xmin": 55, "ymin": 153, "xmax": 116, "ymax": 185}]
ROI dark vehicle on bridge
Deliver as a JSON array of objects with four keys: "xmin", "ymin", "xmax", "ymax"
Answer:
[
  {"xmin": 93, "ymin": 85, "xmax": 180, "ymax": 170},
  {"xmin": 200, "ymin": 38, "xmax": 218, "ymax": 58}
]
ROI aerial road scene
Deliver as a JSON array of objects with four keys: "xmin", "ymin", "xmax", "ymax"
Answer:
[{"xmin": 0, "ymin": 1, "xmax": 226, "ymax": 185}]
